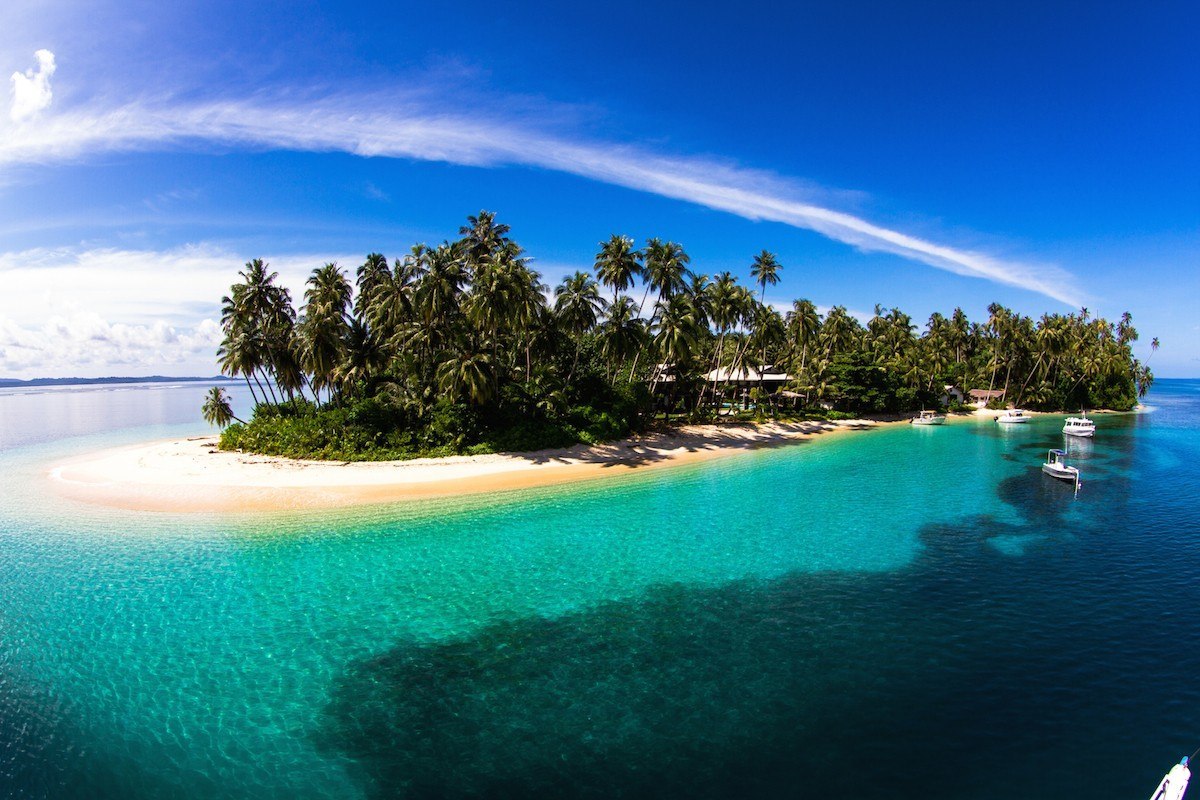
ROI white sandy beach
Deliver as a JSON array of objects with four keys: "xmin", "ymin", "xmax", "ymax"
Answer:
[{"xmin": 47, "ymin": 419, "xmax": 894, "ymax": 513}]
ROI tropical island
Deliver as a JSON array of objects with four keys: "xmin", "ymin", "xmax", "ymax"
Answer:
[{"xmin": 202, "ymin": 211, "xmax": 1154, "ymax": 462}]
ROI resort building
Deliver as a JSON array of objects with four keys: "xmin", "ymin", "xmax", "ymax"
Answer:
[
  {"xmin": 649, "ymin": 364, "xmax": 793, "ymax": 411},
  {"xmin": 702, "ymin": 365, "xmax": 791, "ymax": 388},
  {"xmin": 703, "ymin": 365, "xmax": 792, "ymax": 411},
  {"xmin": 968, "ymin": 388, "xmax": 1006, "ymax": 407},
  {"xmin": 940, "ymin": 385, "xmax": 966, "ymax": 406}
]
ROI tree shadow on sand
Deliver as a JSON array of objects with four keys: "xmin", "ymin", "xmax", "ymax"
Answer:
[{"xmin": 509, "ymin": 421, "xmax": 870, "ymax": 467}]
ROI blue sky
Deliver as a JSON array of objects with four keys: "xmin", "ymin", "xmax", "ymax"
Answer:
[{"xmin": 0, "ymin": 0, "xmax": 1196, "ymax": 377}]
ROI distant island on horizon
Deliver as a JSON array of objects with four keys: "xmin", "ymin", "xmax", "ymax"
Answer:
[{"xmin": 0, "ymin": 375, "xmax": 235, "ymax": 388}]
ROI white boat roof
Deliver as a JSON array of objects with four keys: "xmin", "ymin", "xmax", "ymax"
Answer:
[{"xmin": 703, "ymin": 366, "xmax": 791, "ymax": 382}]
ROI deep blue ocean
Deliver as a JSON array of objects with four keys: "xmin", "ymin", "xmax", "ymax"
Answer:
[{"xmin": 1, "ymin": 380, "xmax": 1198, "ymax": 799}]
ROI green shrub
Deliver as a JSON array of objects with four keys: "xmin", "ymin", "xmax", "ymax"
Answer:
[{"xmin": 220, "ymin": 377, "xmax": 642, "ymax": 461}]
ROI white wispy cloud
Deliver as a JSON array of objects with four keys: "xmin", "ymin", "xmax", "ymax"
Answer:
[
  {"xmin": 0, "ymin": 49, "xmax": 1082, "ymax": 307},
  {"xmin": 8, "ymin": 48, "xmax": 54, "ymax": 121}
]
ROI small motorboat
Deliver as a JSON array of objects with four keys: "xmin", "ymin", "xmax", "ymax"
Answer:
[
  {"xmin": 1149, "ymin": 755, "xmax": 1190, "ymax": 800},
  {"xmin": 1042, "ymin": 449, "xmax": 1080, "ymax": 486},
  {"xmin": 1063, "ymin": 412, "xmax": 1096, "ymax": 438},
  {"xmin": 996, "ymin": 409, "xmax": 1031, "ymax": 424},
  {"xmin": 911, "ymin": 410, "xmax": 945, "ymax": 426}
]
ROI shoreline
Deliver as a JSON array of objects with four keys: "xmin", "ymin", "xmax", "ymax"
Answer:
[{"xmin": 48, "ymin": 418, "xmax": 903, "ymax": 514}]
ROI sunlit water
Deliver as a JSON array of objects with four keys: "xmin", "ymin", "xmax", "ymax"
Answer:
[{"xmin": 2, "ymin": 381, "xmax": 1199, "ymax": 798}]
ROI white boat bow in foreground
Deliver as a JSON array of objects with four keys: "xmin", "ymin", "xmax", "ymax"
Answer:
[{"xmin": 1149, "ymin": 756, "xmax": 1190, "ymax": 800}]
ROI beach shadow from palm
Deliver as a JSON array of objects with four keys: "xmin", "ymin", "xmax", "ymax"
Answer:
[{"xmin": 510, "ymin": 421, "xmax": 866, "ymax": 468}]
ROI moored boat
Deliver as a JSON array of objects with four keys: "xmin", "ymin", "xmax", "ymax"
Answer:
[
  {"xmin": 996, "ymin": 409, "xmax": 1031, "ymax": 424},
  {"xmin": 1063, "ymin": 412, "xmax": 1096, "ymax": 438},
  {"xmin": 1041, "ymin": 448, "xmax": 1080, "ymax": 485},
  {"xmin": 911, "ymin": 409, "xmax": 945, "ymax": 426}
]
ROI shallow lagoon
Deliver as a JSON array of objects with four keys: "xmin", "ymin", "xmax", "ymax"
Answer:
[{"xmin": 2, "ymin": 381, "xmax": 1199, "ymax": 798}]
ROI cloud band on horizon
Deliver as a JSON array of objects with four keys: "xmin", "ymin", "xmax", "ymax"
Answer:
[{"xmin": 1, "ymin": 50, "xmax": 1081, "ymax": 306}]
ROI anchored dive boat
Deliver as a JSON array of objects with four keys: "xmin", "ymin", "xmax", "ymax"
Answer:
[
  {"xmin": 1149, "ymin": 755, "xmax": 1191, "ymax": 800},
  {"xmin": 1063, "ymin": 412, "xmax": 1096, "ymax": 438},
  {"xmin": 910, "ymin": 410, "xmax": 945, "ymax": 426},
  {"xmin": 996, "ymin": 409, "xmax": 1031, "ymax": 423},
  {"xmin": 1041, "ymin": 449, "xmax": 1080, "ymax": 487}
]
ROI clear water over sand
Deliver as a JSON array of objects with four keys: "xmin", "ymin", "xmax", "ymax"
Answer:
[{"xmin": 2, "ymin": 381, "xmax": 1199, "ymax": 798}]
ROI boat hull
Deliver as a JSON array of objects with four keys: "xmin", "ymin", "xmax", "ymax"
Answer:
[
  {"xmin": 997, "ymin": 417, "xmax": 1030, "ymax": 424},
  {"xmin": 1063, "ymin": 428, "xmax": 1094, "ymax": 438},
  {"xmin": 911, "ymin": 418, "xmax": 945, "ymax": 426},
  {"xmin": 1041, "ymin": 464, "xmax": 1080, "ymax": 482}
]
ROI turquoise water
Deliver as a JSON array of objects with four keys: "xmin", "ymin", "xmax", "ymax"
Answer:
[{"xmin": 2, "ymin": 381, "xmax": 1199, "ymax": 798}]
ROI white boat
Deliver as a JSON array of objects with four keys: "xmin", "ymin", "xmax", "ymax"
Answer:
[
  {"xmin": 1063, "ymin": 412, "xmax": 1096, "ymax": 438},
  {"xmin": 1041, "ymin": 449, "xmax": 1080, "ymax": 485},
  {"xmin": 996, "ymin": 409, "xmax": 1031, "ymax": 424},
  {"xmin": 910, "ymin": 410, "xmax": 945, "ymax": 426},
  {"xmin": 1149, "ymin": 756, "xmax": 1191, "ymax": 800}
]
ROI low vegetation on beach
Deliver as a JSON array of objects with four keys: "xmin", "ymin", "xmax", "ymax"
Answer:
[{"xmin": 201, "ymin": 211, "xmax": 1153, "ymax": 460}]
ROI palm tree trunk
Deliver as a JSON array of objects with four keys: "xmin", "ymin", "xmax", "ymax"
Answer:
[
  {"xmin": 696, "ymin": 330, "xmax": 726, "ymax": 413},
  {"xmin": 1015, "ymin": 353, "xmax": 1045, "ymax": 408},
  {"xmin": 241, "ymin": 375, "xmax": 259, "ymax": 406},
  {"xmin": 567, "ymin": 342, "xmax": 582, "ymax": 385},
  {"xmin": 251, "ymin": 370, "xmax": 272, "ymax": 406},
  {"xmin": 260, "ymin": 368, "xmax": 280, "ymax": 404},
  {"xmin": 799, "ymin": 341, "xmax": 810, "ymax": 403}
]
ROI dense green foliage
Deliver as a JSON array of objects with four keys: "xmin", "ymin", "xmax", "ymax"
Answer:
[
  {"xmin": 220, "ymin": 383, "xmax": 644, "ymax": 461},
  {"xmin": 210, "ymin": 211, "xmax": 1153, "ymax": 459}
]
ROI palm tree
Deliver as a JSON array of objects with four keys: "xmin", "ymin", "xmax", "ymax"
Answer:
[
  {"xmin": 748, "ymin": 303, "xmax": 785, "ymax": 414},
  {"xmin": 651, "ymin": 293, "xmax": 701, "ymax": 420},
  {"xmin": 299, "ymin": 263, "xmax": 351, "ymax": 403},
  {"xmin": 652, "ymin": 293, "xmax": 700, "ymax": 375},
  {"xmin": 599, "ymin": 296, "xmax": 646, "ymax": 380},
  {"xmin": 413, "ymin": 243, "xmax": 468, "ymax": 365},
  {"xmin": 555, "ymin": 271, "xmax": 606, "ymax": 380},
  {"xmin": 1135, "ymin": 360, "xmax": 1154, "ymax": 399},
  {"xmin": 645, "ymin": 239, "xmax": 691, "ymax": 303},
  {"xmin": 458, "ymin": 210, "xmax": 511, "ymax": 270},
  {"xmin": 629, "ymin": 239, "xmax": 690, "ymax": 381},
  {"xmin": 217, "ymin": 322, "xmax": 263, "ymax": 405},
  {"xmin": 984, "ymin": 303, "xmax": 1013, "ymax": 400},
  {"xmin": 687, "ymin": 273, "xmax": 712, "ymax": 330},
  {"xmin": 594, "ymin": 235, "xmax": 644, "ymax": 304},
  {"xmin": 948, "ymin": 308, "xmax": 970, "ymax": 364},
  {"xmin": 749, "ymin": 250, "xmax": 781, "ymax": 307},
  {"xmin": 820, "ymin": 305, "xmax": 859, "ymax": 359},
  {"xmin": 699, "ymin": 272, "xmax": 740, "ymax": 410},
  {"xmin": 509, "ymin": 265, "xmax": 550, "ymax": 384},
  {"xmin": 786, "ymin": 299, "xmax": 820, "ymax": 378},
  {"xmin": 467, "ymin": 252, "xmax": 522, "ymax": 348},
  {"xmin": 437, "ymin": 350, "xmax": 497, "ymax": 406},
  {"xmin": 355, "ymin": 253, "xmax": 390, "ymax": 322},
  {"xmin": 367, "ymin": 248, "xmax": 424, "ymax": 346},
  {"xmin": 219, "ymin": 259, "xmax": 295, "ymax": 405},
  {"xmin": 201, "ymin": 387, "xmax": 240, "ymax": 428},
  {"xmin": 335, "ymin": 318, "xmax": 387, "ymax": 394}
]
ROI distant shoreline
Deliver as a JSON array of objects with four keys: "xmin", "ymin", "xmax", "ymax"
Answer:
[
  {"xmin": 47, "ymin": 418, "xmax": 905, "ymax": 514},
  {"xmin": 0, "ymin": 375, "xmax": 234, "ymax": 389}
]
